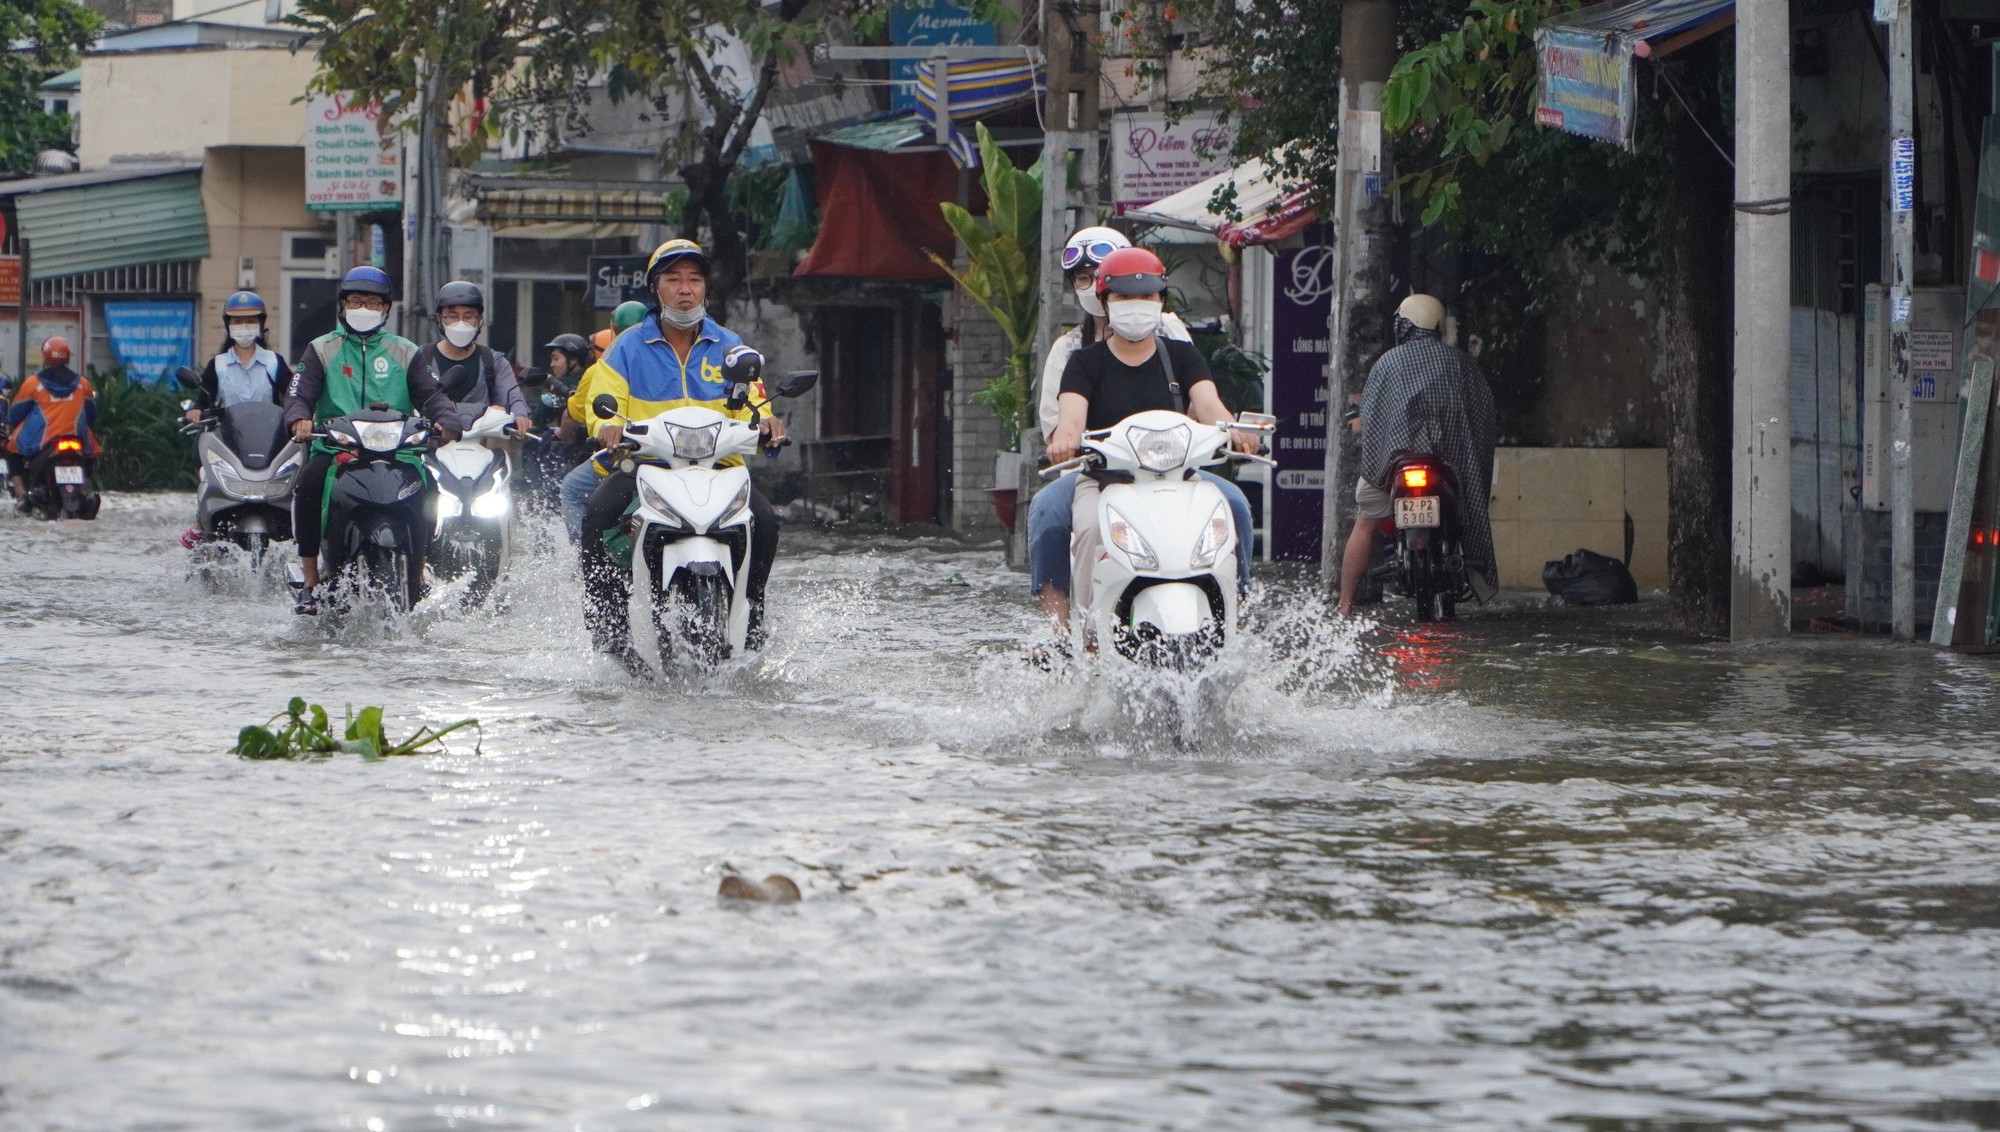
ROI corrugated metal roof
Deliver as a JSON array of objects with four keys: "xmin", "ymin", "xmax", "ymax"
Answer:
[
  {"xmin": 819, "ymin": 117, "xmax": 931, "ymax": 152},
  {"xmin": 11, "ymin": 171, "xmax": 209, "ymax": 280}
]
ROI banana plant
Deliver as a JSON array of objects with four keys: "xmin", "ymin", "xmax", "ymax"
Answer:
[{"xmin": 929, "ymin": 123, "xmax": 1043, "ymax": 451}]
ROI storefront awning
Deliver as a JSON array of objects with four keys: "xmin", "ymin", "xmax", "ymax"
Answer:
[
  {"xmin": 1535, "ymin": 0, "xmax": 1735, "ymax": 147},
  {"xmin": 1125, "ymin": 150, "xmax": 1319, "ymax": 249},
  {"xmin": 472, "ymin": 183, "xmax": 679, "ymax": 236},
  {"xmin": 793, "ymin": 138, "xmax": 959, "ymax": 281},
  {"xmin": 1, "ymin": 164, "xmax": 208, "ymax": 280}
]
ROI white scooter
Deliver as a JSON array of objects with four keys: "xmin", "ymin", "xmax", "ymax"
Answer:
[
  {"xmin": 588, "ymin": 365, "xmax": 817, "ymax": 672},
  {"xmin": 1043, "ymin": 409, "xmax": 1275, "ymax": 672},
  {"xmin": 425, "ymin": 402, "xmax": 520, "ymax": 605}
]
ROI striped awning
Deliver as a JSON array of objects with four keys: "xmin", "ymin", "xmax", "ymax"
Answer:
[
  {"xmin": 1127, "ymin": 149, "xmax": 1319, "ymax": 249},
  {"xmin": 474, "ymin": 187, "xmax": 677, "ymax": 227},
  {"xmin": 911, "ymin": 58, "xmax": 1043, "ymax": 169},
  {"xmin": 3, "ymin": 165, "xmax": 209, "ymax": 280},
  {"xmin": 1541, "ymin": 0, "xmax": 1735, "ymax": 55}
]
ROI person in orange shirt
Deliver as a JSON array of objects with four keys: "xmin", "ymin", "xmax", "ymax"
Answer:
[{"xmin": 7, "ymin": 337, "xmax": 97, "ymax": 505}]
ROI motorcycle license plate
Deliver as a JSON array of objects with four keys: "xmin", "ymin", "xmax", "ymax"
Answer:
[
  {"xmin": 53, "ymin": 466, "xmax": 85, "ymax": 485},
  {"xmin": 1395, "ymin": 496, "xmax": 1439, "ymax": 529}
]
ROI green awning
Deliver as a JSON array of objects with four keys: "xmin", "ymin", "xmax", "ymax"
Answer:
[{"xmin": 8, "ymin": 168, "xmax": 209, "ymax": 280}]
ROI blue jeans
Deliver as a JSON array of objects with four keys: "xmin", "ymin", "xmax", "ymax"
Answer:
[
  {"xmin": 560, "ymin": 458, "xmax": 603, "ymax": 544},
  {"xmin": 1028, "ymin": 470, "xmax": 1254, "ymax": 596}
]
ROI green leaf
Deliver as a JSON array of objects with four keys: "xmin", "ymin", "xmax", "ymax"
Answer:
[{"xmin": 287, "ymin": 696, "xmax": 306, "ymax": 721}]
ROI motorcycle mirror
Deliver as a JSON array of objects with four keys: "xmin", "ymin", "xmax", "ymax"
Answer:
[
  {"xmin": 772, "ymin": 370, "xmax": 818, "ymax": 399},
  {"xmin": 174, "ymin": 366, "xmax": 200, "ymax": 391},
  {"xmin": 178, "ymin": 399, "xmax": 193, "ymax": 411},
  {"xmin": 439, "ymin": 364, "xmax": 474, "ymax": 401},
  {"xmin": 592, "ymin": 393, "xmax": 620, "ymax": 420}
]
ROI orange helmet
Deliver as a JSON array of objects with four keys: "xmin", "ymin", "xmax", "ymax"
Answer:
[
  {"xmin": 1093, "ymin": 246, "xmax": 1168, "ymax": 299},
  {"xmin": 592, "ymin": 328, "xmax": 615, "ymax": 355},
  {"xmin": 40, "ymin": 336, "xmax": 71, "ymax": 364}
]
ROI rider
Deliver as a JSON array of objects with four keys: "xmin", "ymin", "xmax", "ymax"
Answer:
[
  {"xmin": 283, "ymin": 266, "xmax": 463, "ymax": 614},
  {"xmin": 1334, "ymin": 293, "xmax": 1498, "ymax": 617},
  {"xmin": 555, "ymin": 300, "xmax": 681, "ymax": 541},
  {"xmin": 7, "ymin": 337, "xmax": 96, "ymax": 506},
  {"xmin": 180, "ymin": 291, "xmax": 296, "ymax": 546},
  {"xmin": 519, "ymin": 333, "xmax": 593, "ymax": 508},
  {"xmin": 410, "ymin": 280, "xmax": 531, "ymax": 437},
  {"xmin": 1027, "ymin": 229, "xmax": 1254, "ymax": 653},
  {"xmin": 1047, "ymin": 248, "xmax": 1260, "ymax": 631},
  {"xmin": 576, "ymin": 237, "xmax": 787, "ymax": 657}
]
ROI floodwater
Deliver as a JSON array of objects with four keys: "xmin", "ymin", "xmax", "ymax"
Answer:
[{"xmin": 3, "ymin": 493, "xmax": 1999, "ymax": 1131}]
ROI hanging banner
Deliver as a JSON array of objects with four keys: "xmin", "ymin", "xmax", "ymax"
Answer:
[
  {"xmin": 305, "ymin": 94, "xmax": 403, "ymax": 212},
  {"xmin": 103, "ymin": 301, "xmax": 194, "ymax": 384},
  {"xmin": 1269, "ymin": 231, "xmax": 1335, "ymax": 560},
  {"xmin": 889, "ymin": 0, "xmax": 997, "ymax": 112},
  {"xmin": 1111, "ymin": 111, "xmax": 1235, "ymax": 212},
  {"xmin": 1533, "ymin": 26, "xmax": 1636, "ymax": 148}
]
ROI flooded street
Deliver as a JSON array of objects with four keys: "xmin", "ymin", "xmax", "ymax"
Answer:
[{"xmin": 4, "ymin": 493, "xmax": 1999, "ymax": 1130}]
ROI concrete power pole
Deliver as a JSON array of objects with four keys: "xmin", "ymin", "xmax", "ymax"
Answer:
[
  {"xmin": 1729, "ymin": 0, "xmax": 1792, "ymax": 640},
  {"xmin": 1887, "ymin": 3, "xmax": 1918, "ymax": 639},
  {"xmin": 1319, "ymin": 0, "xmax": 1396, "ymax": 590}
]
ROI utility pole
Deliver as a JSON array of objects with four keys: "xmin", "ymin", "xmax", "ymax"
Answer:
[
  {"xmin": 1319, "ymin": 0, "xmax": 1395, "ymax": 589},
  {"xmin": 1886, "ymin": 0, "xmax": 1918, "ymax": 639},
  {"xmin": 1730, "ymin": 0, "xmax": 1792, "ymax": 639}
]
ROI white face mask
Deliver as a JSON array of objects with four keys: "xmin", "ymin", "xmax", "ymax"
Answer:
[
  {"xmin": 1074, "ymin": 287, "xmax": 1105, "ymax": 318},
  {"xmin": 1107, "ymin": 299, "xmax": 1163, "ymax": 342},
  {"xmin": 229, "ymin": 325, "xmax": 260, "ymax": 348},
  {"xmin": 442, "ymin": 321, "xmax": 479, "ymax": 349},
  {"xmin": 343, "ymin": 307, "xmax": 386, "ymax": 335},
  {"xmin": 659, "ymin": 304, "xmax": 706, "ymax": 331}
]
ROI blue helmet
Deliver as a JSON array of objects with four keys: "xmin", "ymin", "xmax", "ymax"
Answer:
[
  {"xmin": 338, "ymin": 266, "xmax": 395, "ymax": 301},
  {"xmin": 223, "ymin": 290, "xmax": 267, "ymax": 317}
]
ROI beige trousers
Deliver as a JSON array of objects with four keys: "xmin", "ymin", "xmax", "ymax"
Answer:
[{"xmin": 1070, "ymin": 476, "xmax": 1106, "ymax": 619}]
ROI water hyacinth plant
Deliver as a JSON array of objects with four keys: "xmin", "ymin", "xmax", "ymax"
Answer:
[{"xmin": 232, "ymin": 697, "xmax": 480, "ymax": 760}]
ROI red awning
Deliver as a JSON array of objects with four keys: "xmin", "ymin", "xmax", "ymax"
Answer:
[{"xmin": 794, "ymin": 140, "xmax": 961, "ymax": 282}]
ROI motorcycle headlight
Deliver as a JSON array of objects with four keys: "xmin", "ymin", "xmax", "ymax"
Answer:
[
  {"xmin": 1131, "ymin": 423, "xmax": 1192, "ymax": 474},
  {"xmin": 204, "ymin": 453, "xmax": 249, "ymax": 496},
  {"xmin": 1190, "ymin": 502, "xmax": 1233, "ymax": 569},
  {"xmin": 636, "ymin": 477, "xmax": 686, "ymax": 529},
  {"xmin": 436, "ymin": 492, "xmax": 464, "ymax": 519},
  {"xmin": 356, "ymin": 421, "xmax": 404, "ymax": 452},
  {"xmin": 1105, "ymin": 506, "xmax": 1158, "ymax": 570},
  {"xmin": 666, "ymin": 422, "xmax": 721, "ymax": 461},
  {"xmin": 396, "ymin": 476, "xmax": 423, "ymax": 500},
  {"xmin": 470, "ymin": 490, "xmax": 509, "ymax": 518}
]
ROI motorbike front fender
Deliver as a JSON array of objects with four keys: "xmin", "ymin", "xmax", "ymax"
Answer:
[{"xmin": 1130, "ymin": 582, "xmax": 1212, "ymax": 637}]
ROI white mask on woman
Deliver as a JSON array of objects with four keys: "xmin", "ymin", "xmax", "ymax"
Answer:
[
  {"xmin": 229, "ymin": 326, "xmax": 260, "ymax": 348},
  {"xmin": 1074, "ymin": 286, "xmax": 1105, "ymax": 319},
  {"xmin": 442, "ymin": 321, "xmax": 479, "ymax": 349},
  {"xmin": 1107, "ymin": 299, "xmax": 1163, "ymax": 342}
]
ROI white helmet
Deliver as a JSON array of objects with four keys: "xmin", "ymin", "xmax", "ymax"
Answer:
[{"xmin": 1060, "ymin": 226, "xmax": 1130, "ymax": 275}]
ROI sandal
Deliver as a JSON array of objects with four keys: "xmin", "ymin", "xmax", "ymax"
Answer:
[{"xmin": 293, "ymin": 590, "xmax": 321, "ymax": 616}]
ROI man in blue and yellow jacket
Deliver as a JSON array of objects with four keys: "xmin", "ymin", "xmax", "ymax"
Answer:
[{"xmin": 579, "ymin": 238, "xmax": 786, "ymax": 655}]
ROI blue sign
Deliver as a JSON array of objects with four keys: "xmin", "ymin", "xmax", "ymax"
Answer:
[
  {"xmin": 889, "ymin": 0, "xmax": 996, "ymax": 112},
  {"xmin": 1534, "ymin": 27, "xmax": 1635, "ymax": 148},
  {"xmin": 104, "ymin": 301, "xmax": 194, "ymax": 384},
  {"xmin": 1892, "ymin": 134, "xmax": 1916, "ymax": 214}
]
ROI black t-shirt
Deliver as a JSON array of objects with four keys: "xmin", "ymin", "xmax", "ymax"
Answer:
[{"xmin": 1058, "ymin": 338, "xmax": 1216, "ymax": 430}]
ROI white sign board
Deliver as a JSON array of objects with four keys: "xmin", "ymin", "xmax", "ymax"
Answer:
[
  {"xmin": 1111, "ymin": 111, "xmax": 1234, "ymax": 212},
  {"xmin": 305, "ymin": 94, "xmax": 402, "ymax": 213},
  {"xmin": 1909, "ymin": 329, "xmax": 1955, "ymax": 375}
]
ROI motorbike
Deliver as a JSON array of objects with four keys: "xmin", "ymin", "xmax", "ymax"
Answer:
[
  {"xmin": 425, "ymin": 402, "xmax": 519, "ymax": 605},
  {"xmin": 292, "ymin": 405, "xmax": 440, "ymax": 615},
  {"xmin": 1369, "ymin": 452, "xmax": 1475, "ymax": 621},
  {"xmin": 18, "ymin": 434, "xmax": 101, "ymax": 520},
  {"xmin": 1041, "ymin": 409, "xmax": 1275, "ymax": 672},
  {"xmin": 177, "ymin": 368, "xmax": 302, "ymax": 566},
  {"xmin": 587, "ymin": 367, "xmax": 817, "ymax": 672}
]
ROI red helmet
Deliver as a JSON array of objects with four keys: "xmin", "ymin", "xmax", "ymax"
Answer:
[
  {"xmin": 1093, "ymin": 246, "xmax": 1169, "ymax": 299},
  {"xmin": 40, "ymin": 336, "xmax": 71, "ymax": 364}
]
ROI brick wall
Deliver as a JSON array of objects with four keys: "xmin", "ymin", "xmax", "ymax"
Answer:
[
  {"xmin": 944, "ymin": 287, "xmax": 1011, "ymax": 535},
  {"xmin": 1844, "ymin": 510, "xmax": 1947, "ymax": 632}
]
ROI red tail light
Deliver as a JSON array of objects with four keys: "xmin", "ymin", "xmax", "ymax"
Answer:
[
  {"xmin": 1401, "ymin": 467, "xmax": 1429, "ymax": 490},
  {"xmin": 54, "ymin": 437, "xmax": 83, "ymax": 454}
]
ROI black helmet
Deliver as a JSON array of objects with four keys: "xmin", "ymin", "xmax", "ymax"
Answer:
[
  {"xmin": 435, "ymin": 280, "xmax": 484, "ymax": 313},
  {"xmin": 543, "ymin": 332, "xmax": 591, "ymax": 366}
]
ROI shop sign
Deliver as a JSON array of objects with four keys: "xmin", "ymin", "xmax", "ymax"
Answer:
[
  {"xmin": 1111, "ymin": 111, "xmax": 1234, "ymax": 212},
  {"xmin": 104, "ymin": 301, "xmax": 194, "ymax": 383},
  {"xmin": 306, "ymin": 94, "xmax": 402, "ymax": 212},
  {"xmin": 1269, "ymin": 232, "xmax": 1335, "ymax": 561},
  {"xmin": 589, "ymin": 256, "xmax": 650, "ymax": 310},
  {"xmin": 1534, "ymin": 26, "xmax": 1634, "ymax": 148}
]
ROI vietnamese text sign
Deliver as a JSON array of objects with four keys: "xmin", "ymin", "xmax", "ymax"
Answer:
[
  {"xmin": 1911, "ymin": 328, "xmax": 1955, "ymax": 373},
  {"xmin": 589, "ymin": 255, "xmax": 650, "ymax": 310},
  {"xmin": 306, "ymin": 94, "xmax": 402, "ymax": 212},
  {"xmin": 1111, "ymin": 111, "xmax": 1234, "ymax": 212},
  {"xmin": 104, "ymin": 301, "xmax": 194, "ymax": 384},
  {"xmin": 889, "ymin": 0, "xmax": 997, "ymax": 113},
  {"xmin": 0, "ymin": 255, "xmax": 18, "ymax": 308},
  {"xmin": 1269, "ymin": 233, "xmax": 1335, "ymax": 560},
  {"xmin": 1534, "ymin": 26, "xmax": 1634, "ymax": 148}
]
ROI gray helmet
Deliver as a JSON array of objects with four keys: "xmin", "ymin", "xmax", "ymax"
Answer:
[{"xmin": 434, "ymin": 280, "xmax": 484, "ymax": 313}]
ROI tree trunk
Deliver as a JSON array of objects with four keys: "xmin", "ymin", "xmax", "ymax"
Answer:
[
  {"xmin": 1656, "ymin": 84, "xmax": 1736, "ymax": 636},
  {"xmin": 677, "ymin": 154, "xmax": 744, "ymax": 325}
]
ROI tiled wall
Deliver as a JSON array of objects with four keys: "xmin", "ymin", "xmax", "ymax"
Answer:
[{"xmin": 1488, "ymin": 448, "xmax": 1669, "ymax": 590}]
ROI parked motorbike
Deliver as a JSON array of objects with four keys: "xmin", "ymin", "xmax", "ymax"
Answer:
[
  {"xmin": 18, "ymin": 434, "xmax": 101, "ymax": 520},
  {"xmin": 588, "ymin": 367, "xmax": 816, "ymax": 672},
  {"xmin": 425, "ymin": 402, "xmax": 518, "ymax": 605},
  {"xmin": 1369, "ymin": 452, "xmax": 1474, "ymax": 621},
  {"xmin": 1042, "ymin": 409, "xmax": 1275, "ymax": 672},
  {"xmin": 292, "ymin": 405, "xmax": 439, "ymax": 615},
  {"xmin": 177, "ymin": 368, "xmax": 301, "ymax": 567}
]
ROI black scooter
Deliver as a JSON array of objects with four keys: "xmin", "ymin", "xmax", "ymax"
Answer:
[
  {"xmin": 18, "ymin": 435, "xmax": 101, "ymax": 520},
  {"xmin": 296, "ymin": 405, "xmax": 440, "ymax": 614},
  {"xmin": 1369, "ymin": 452, "xmax": 1474, "ymax": 621}
]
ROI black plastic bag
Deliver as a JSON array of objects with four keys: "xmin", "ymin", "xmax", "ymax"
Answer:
[{"xmin": 1543, "ymin": 548, "xmax": 1638, "ymax": 605}]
